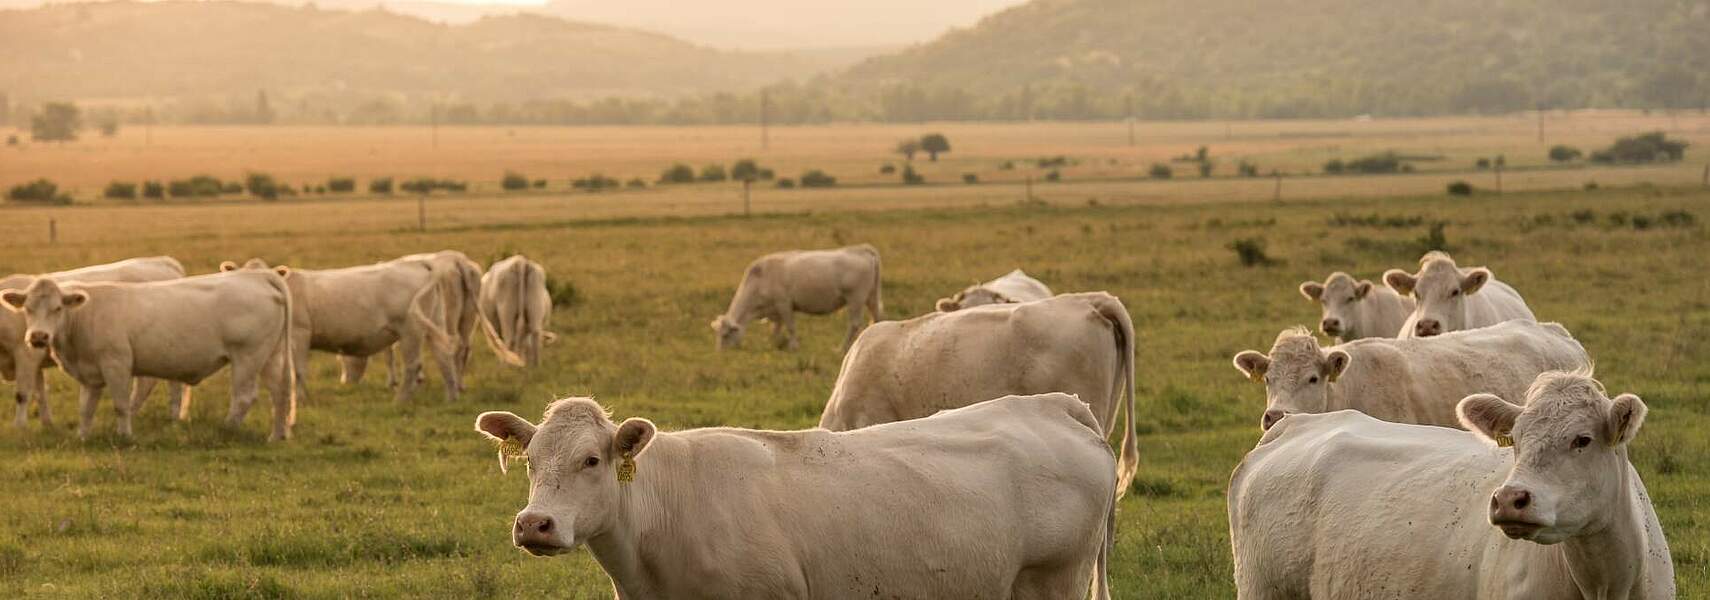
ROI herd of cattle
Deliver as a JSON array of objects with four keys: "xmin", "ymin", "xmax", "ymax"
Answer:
[{"xmin": 6, "ymin": 243, "xmax": 1675, "ymax": 598}]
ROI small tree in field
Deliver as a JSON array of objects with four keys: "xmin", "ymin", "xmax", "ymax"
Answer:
[
  {"xmin": 31, "ymin": 102, "xmax": 81, "ymax": 142},
  {"xmin": 1549, "ymin": 145, "xmax": 1582, "ymax": 162},
  {"xmin": 920, "ymin": 133, "xmax": 951, "ymax": 161},
  {"xmin": 895, "ymin": 138, "xmax": 920, "ymax": 162},
  {"xmin": 731, "ymin": 159, "xmax": 763, "ymax": 216}
]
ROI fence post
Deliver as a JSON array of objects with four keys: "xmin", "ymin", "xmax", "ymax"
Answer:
[
  {"xmin": 1025, "ymin": 176, "xmax": 1034, "ymax": 203},
  {"xmin": 1494, "ymin": 164, "xmax": 1503, "ymax": 196},
  {"xmin": 1272, "ymin": 173, "xmax": 1282, "ymax": 202},
  {"xmin": 417, "ymin": 195, "xmax": 427, "ymax": 232},
  {"xmin": 48, "ymin": 218, "xmax": 56, "ymax": 244},
  {"xmin": 1702, "ymin": 164, "xmax": 1708, "ymax": 188}
]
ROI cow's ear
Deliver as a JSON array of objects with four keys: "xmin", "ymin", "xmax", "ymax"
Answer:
[
  {"xmin": 475, "ymin": 411, "xmax": 537, "ymax": 473},
  {"xmin": 614, "ymin": 417, "xmax": 656, "ymax": 458},
  {"xmin": 1461, "ymin": 268, "xmax": 1491, "ymax": 295},
  {"xmin": 1232, "ymin": 351, "xmax": 1270, "ymax": 383},
  {"xmin": 935, "ymin": 297, "xmax": 959, "ymax": 312},
  {"xmin": 1383, "ymin": 269, "xmax": 1416, "ymax": 296},
  {"xmin": 1604, "ymin": 393, "xmax": 1647, "ymax": 447},
  {"xmin": 219, "ymin": 261, "xmax": 239, "ymax": 272},
  {"xmin": 1458, "ymin": 394, "xmax": 1522, "ymax": 447},
  {"xmin": 1354, "ymin": 280, "xmax": 1374, "ymax": 299},
  {"xmin": 62, "ymin": 291, "xmax": 88, "ymax": 309},
  {"xmin": 274, "ymin": 266, "xmax": 292, "ymax": 279},
  {"xmin": 1298, "ymin": 281, "xmax": 1324, "ymax": 301},
  {"xmin": 1323, "ymin": 349, "xmax": 1351, "ymax": 383},
  {"xmin": 0, "ymin": 290, "xmax": 25, "ymax": 311}
]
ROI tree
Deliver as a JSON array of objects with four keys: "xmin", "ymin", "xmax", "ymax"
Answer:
[
  {"xmin": 255, "ymin": 90, "xmax": 275, "ymax": 124},
  {"xmin": 31, "ymin": 102, "xmax": 81, "ymax": 142},
  {"xmin": 920, "ymin": 133, "xmax": 951, "ymax": 161},
  {"xmin": 730, "ymin": 159, "xmax": 763, "ymax": 217},
  {"xmin": 1548, "ymin": 145, "xmax": 1582, "ymax": 162},
  {"xmin": 658, "ymin": 164, "xmax": 696, "ymax": 184},
  {"xmin": 895, "ymin": 138, "xmax": 920, "ymax": 161}
]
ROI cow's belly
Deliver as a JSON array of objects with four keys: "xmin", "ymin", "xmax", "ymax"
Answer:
[
  {"xmin": 131, "ymin": 352, "xmax": 230, "ymax": 385},
  {"xmin": 309, "ymin": 320, "xmax": 399, "ymax": 357}
]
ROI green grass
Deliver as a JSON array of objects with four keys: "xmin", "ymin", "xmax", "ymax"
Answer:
[{"xmin": 1, "ymin": 184, "xmax": 1708, "ymax": 598}]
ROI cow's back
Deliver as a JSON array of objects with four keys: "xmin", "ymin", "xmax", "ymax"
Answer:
[{"xmin": 776, "ymin": 248, "xmax": 875, "ymax": 315}]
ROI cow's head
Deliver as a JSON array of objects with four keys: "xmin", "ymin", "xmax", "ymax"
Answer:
[
  {"xmin": 1232, "ymin": 327, "xmax": 1350, "ymax": 431},
  {"xmin": 220, "ymin": 258, "xmax": 292, "ymax": 278},
  {"xmin": 1384, "ymin": 251, "xmax": 1490, "ymax": 338},
  {"xmin": 475, "ymin": 398, "xmax": 655, "ymax": 557},
  {"xmin": 0, "ymin": 279, "xmax": 87, "ymax": 351},
  {"xmin": 1299, "ymin": 272, "xmax": 1376, "ymax": 339},
  {"xmin": 709, "ymin": 316, "xmax": 743, "ymax": 349},
  {"xmin": 1458, "ymin": 370, "xmax": 1645, "ymax": 545},
  {"xmin": 939, "ymin": 286, "xmax": 1009, "ymax": 312}
]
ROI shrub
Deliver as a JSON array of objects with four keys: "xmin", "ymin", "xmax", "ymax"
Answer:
[
  {"xmin": 730, "ymin": 159, "xmax": 763, "ymax": 182},
  {"xmin": 7, "ymin": 179, "xmax": 70, "ymax": 204},
  {"xmin": 327, "ymin": 177, "xmax": 356, "ymax": 193},
  {"xmin": 501, "ymin": 172, "xmax": 530, "ymax": 191},
  {"xmin": 998, "ymin": 161, "xmax": 1015, "ymax": 170},
  {"xmin": 314, "ymin": 185, "xmax": 327, "ymax": 194},
  {"xmin": 1475, "ymin": 158, "xmax": 1491, "ymax": 170},
  {"xmin": 962, "ymin": 173, "xmax": 979, "ymax": 184},
  {"xmin": 167, "ymin": 175, "xmax": 225, "ymax": 198},
  {"xmin": 438, "ymin": 179, "xmax": 467, "ymax": 193},
  {"xmin": 1589, "ymin": 132, "xmax": 1689, "ymax": 164},
  {"xmin": 142, "ymin": 181, "xmax": 165, "ymax": 199},
  {"xmin": 1344, "ymin": 152, "xmax": 1403, "ymax": 174},
  {"xmin": 400, "ymin": 178, "xmax": 436, "ymax": 194},
  {"xmin": 698, "ymin": 164, "xmax": 727, "ymax": 182},
  {"xmin": 532, "ymin": 179, "xmax": 547, "ymax": 189},
  {"xmin": 1197, "ymin": 161, "xmax": 1214, "ymax": 177},
  {"xmin": 800, "ymin": 170, "xmax": 836, "ymax": 188},
  {"xmin": 1446, "ymin": 181, "xmax": 1474, "ymax": 196},
  {"xmin": 1237, "ymin": 161, "xmax": 1259, "ymax": 177},
  {"xmin": 104, "ymin": 181, "xmax": 138, "ymax": 199},
  {"xmin": 775, "ymin": 178, "xmax": 796, "ymax": 189},
  {"xmin": 1149, "ymin": 163, "xmax": 1173, "ymax": 179},
  {"xmin": 1038, "ymin": 156, "xmax": 1069, "ymax": 167},
  {"xmin": 572, "ymin": 174, "xmax": 620, "ymax": 191},
  {"xmin": 545, "ymin": 277, "xmax": 578, "ymax": 308},
  {"xmin": 1227, "ymin": 238, "xmax": 1274, "ymax": 267},
  {"xmin": 879, "ymin": 164, "xmax": 897, "ymax": 175},
  {"xmin": 1417, "ymin": 222, "xmax": 1449, "ymax": 253},
  {"xmin": 1044, "ymin": 170, "xmax": 1061, "ymax": 182},
  {"xmin": 901, "ymin": 165, "xmax": 925, "ymax": 185},
  {"xmin": 4, "ymin": 135, "xmax": 16, "ymax": 146},
  {"xmin": 920, "ymin": 133, "xmax": 951, "ymax": 161},
  {"xmin": 657, "ymin": 163, "xmax": 695, "ymax": 184},
  {"xmin": 625, "ymin": 178, "xmax": 647, "ymax": 189},
  {"xmin": 245, "ymin": 173, "xmax": 280, "ymax": 200},
  {"xmin": 1659, "ymin": 210, "xmax": 1696, "ymax": 227},
  {"xmin": 1324, "ymin": 159, "xmax": 1346, "ymax": 174},
  {"xmin": 1549, "ymin": 145, "xmax": 1582, "ymax": 162}
]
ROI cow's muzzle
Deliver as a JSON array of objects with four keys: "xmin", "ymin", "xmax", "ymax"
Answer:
[
  {"xmin": 513, "ymin": 511, "xmax": 570, "ymax": 556},
  {"xmin": 26, "ymin": 331, "xmax": 49, "ymax": 349},
  {"xmin": 1489, "ymin": 486, "xmax": 1543, "ymax": 539}
]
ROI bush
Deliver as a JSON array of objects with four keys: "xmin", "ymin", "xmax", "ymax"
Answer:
[
  {"xmin": 143, "ymin": 181, "xmax": 165, "ymax": 199},
  {"xmin": 369, "ymin": 177, "xmax": 393, "ymax": 194},
  {"xmin": 657, "ymin": 163, "xmax": 695, "ymax": 184},
  {"xmin": 1044, "ymin": 170, "xmax": 1061, "ymax": 182},
  {"xmin": 168, "ymin": 180, "xmax": 194, "ymax": 198},
  {"xmin": 245, "ymin": 173, "xmax": 280, "ymax": 200},
  {"xmin": 1237, "ymin": 161, "xmax": 1259, "ymax": 177},
  {"xmin": 998, "ymin": 161, "xmax": 1015, "ymax": 170},
  {"xmin": 920, "ymin": 133, "xmax": 951, "ymax": 161},
  {"xmin": 400, "ymin": 178, "xmax": 436, "ymax": 194},
  {"xmin": 1197, "ymin": 161, "xmax": 1214, "ymax": 177},
  {"xmin": 962, "ymin": 173, "xmax": 979, "ymax": 184},
  {"xmin": 1590, "ymin": 132, "xmax": 1689, "ymax": 164},
  {"xmin": 1548, "ymin": 145, "xmax": 1582, "ymax": 162},
  {"xmin": 1324, "ymin": 159, "xmax": 1346, "ymax": 174},
  {"xmin": 625, "ymin": 178, "xmax": 647, "ymax": 189},
  {"xmin": 7, "ymin": 179, "xmax": 70, "ymax": 204},
  {"xmin": 879, "ymin": 164, "xmax": 896, "ymax": 174},
  {"xmin": 104, "ymin": 181, "xmax": 138, "ymax": 199},
  {"xmin": 1475, "ymin": 158, "xmax": 1491, "ymax": 170},
  {"xmin": 327, "ymin": 177, "xmax": 356, "ymax": 193},
  {"xmin": 4, "ymin": 135, "xmax": 16, "ymax": 146},
  {"xmin": 532, "ymin": 179, "xmax": 547, "ymax": 189},
  {"xmin": 775, "ymin": 178, "xmax": 796, "ymax": 189},
  {"xmin": 699, "ymin": 164, "xmax": 727, "ymax": 182},
  {"xmin": 1149, "ymin": 163, "xmax": 1173, "ymax": 179},
  {"xmin": 502, "ymin": 172, "xmax": 530, "ymax": 191},
  {"xmin": 1417, "ymin": 222, "xmax": 1449, "ymax": 253},
  {"xmin": 438, "ymin": 179, "xmax": 468, "ymax": 193},
  {"xmin": 572, "ymin": 174, "xmax": 620, "ymax": 191},
  {"xmin": 1446, "ymin": 181, "xmax": 1474, "ymax": 196},
  {"xmin": 901, "ymin": 165, "xmax": 925, "ymax": 185},
  {"xmin": 166, "ymin": 175, "xmax": 225, "ymax": 198},
  {"xmin": 800, "ymin": 170, "xmax": 836, "ymax": 188},
  {"xmin": 1038, "ymin": 156, "xmax": 1069, "ymax": 167},
  {"xmin": 1343, "ymin": 152, "xmax": 1402, "ymax": 174},
  {"xmin": 730, "ymin": 159, "xmax": 763, "ymax": 182},
  {"xmin": 1227, "ymin": 238, "xmax": 1274, "ymax": 267}
]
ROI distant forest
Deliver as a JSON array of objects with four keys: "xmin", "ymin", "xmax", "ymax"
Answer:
[{"xmin": 2, "ymin": 0, "xmax": 1707, "ymax": 126}]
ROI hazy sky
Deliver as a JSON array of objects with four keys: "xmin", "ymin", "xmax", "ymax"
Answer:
[{"xmin": 544, "ymin": 0, "xmax": 1030, "ymax": 49}]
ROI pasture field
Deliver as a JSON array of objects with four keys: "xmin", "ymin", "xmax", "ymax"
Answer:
[{"xmin": 0, "ymin": 179, "xmax": 1708, "ymax": 598}]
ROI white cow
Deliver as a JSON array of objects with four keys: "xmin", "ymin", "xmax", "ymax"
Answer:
[
  {"xmin": 476, "ymin": 393, "xmax": 1116, "ymax": 600},
  {"xmin": 478, "ymin": 255, "xmax": 553, "ymax": 367},
  {"xmin": 0, "ymin": 257, "xmax": 187, "ymax": 428},
  {"xmin": 935, "ymin": 269, "xmax": 1053, "ymax": 311},
  {"xmin": 1298, "ymin": 271, "xmax": 1414, "ymax": 341},
  {"xmin": 1229, "ymin": 371, "xmax": 1674, "ymax": 598},
  {"xmin": 821, "ymin": 292, "xmax": 1139, "ymax": 496},
  {"xmin": 221, "ymin": 258, "xmax": 459, "ymax": 403},
  {"xmin": 711, "ymin": 244, "xmax": 882, "ymax": 351},
  {"xmin": 377, "ymin": 251, "xmax": 483, "ymax": 387},
  {"xmin": 1232, "ymin": 320, "xmax": 1588, "ymax": 431},
  {"xmin": 1, "ymin": 271, "xmax": 296, "ymax": 440},
  {"xmin": 1384, "ymin": 251, "xmax": 1535, "ymax": 338}
]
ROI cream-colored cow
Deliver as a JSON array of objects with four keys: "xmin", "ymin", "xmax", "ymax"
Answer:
[
  {"xmin": 477, "ymin": 393, "xmax": 1116, "ymax": 599},
  {"xmin": 1, "ymin": 271, "xmax": 295, "ymax": 440},
  {"xmin": 478, "ymin": 255, "xmax": 553, "ymax": 367},
  {"xmin": 0, "ymin": 257, "xmax": 187, "ymax": 428},
  {"xmin": 820, "ymin": 292, "xmax": 1139, "ymax": 497},
  {"xmin": 1232, "ymin": 320, "xmax": 1588, "ymax": 431},
  {"xmin": 1298, "ymin": 271, "xmax": 1414, "ymax": 341},
  {"xmin": 935, "ymin": 269, "xmax": 1053, "ymax": 311},
  {"xmin": 385, "ymin": 251, "xmax": 483, "ymax": 385},
  {"xmin": 1229, "ymin": 371, "xmax": 1674, "ymax": 598},
  {"xmin": 711, "ymin": 244, "xmax": 882, "ymax": 351},
  {"xmin": 1384, "ymin": 251, "xmax": 1535, "ymax": 338}
]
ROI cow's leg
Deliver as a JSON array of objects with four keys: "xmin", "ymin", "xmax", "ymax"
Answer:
[
  {"xmin": 428, "ymin": 336, "xmax": 460, "ymax": 403},
  {"xmin": 394, "ymin": 337, "xmax": 423, "ymax": 403},
  {"xmin": 168, "ymin": 382, "xmax": 192, "ymax": 421},
  {"xmin": 290, "ymin": 330, "xmax": 310, "ymax": 405},
  {"xmin": 129, "ymin": 377, "xmax": 158, "ymax": 415},
  {"xmin": 261, "ymin": 348, "xmax": 294, "ymax": 441},
  {"xmin": 103, "ymin": 367, "xmax": 135, "ymax": 439},
  {"xmin": 13, "ymin": 381, "xmax": 27, "ymax": 429},
  {"xmin": 77, "ymin": 383, "xmax": 102, "ymax": 440},
  {"xmin": 225, "ymin": 354, "xmax": 263, "ymax": 432},
  {"xmin": 776, "ymin": 307, "xmax": 799, "ymax": 351},
  {"xmin": 338, "ymin": 354, "xmax": 368, "ymax": 385},
  {"xmin": 842, "ymin": 304, "xmax": 866, "ymax": 351},
  {"xmin": 34, "ymin": 369, "xmax": 52, "ymax": 428}
]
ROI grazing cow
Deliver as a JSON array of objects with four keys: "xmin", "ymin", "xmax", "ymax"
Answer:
[
  {"xmin": 390, "ymin": 251, "xmax": 483, "ymax": 383},
  {"xmin": 1384, "ymin": 251, "xmax": 1535, "ymax": 338},
  {"xmin": 710, "ymin": 244, "xmax": 882, "ymax": 351},
  {"xmin": 1228, "ymin": 371, "xmax": 1674, "ymax": 598},
  {"xmin": 0, "ymin": 271, "xmax": 296, "ymax": 440},
  {"xmin": 478, "ymin": 255, "xmax": 553, "ymax": 367},
  {"xmin": 476, "ymin": 393, "xmax": 1116, "ymax": 600},
  {"xmin": 1231, "ymin": 320, "xmax": 1588, "ymax": 431},
  {"xmin": 221, "ymin": 259, "xmax": 459, "ymax": 403},
  {"xmin": 0, "ymin": 257, "xmax": 188, "ymax": 428},
  {"xmin": 1298, "ymin": 271, "xmax": 1414, "ymax": 341},
  {"xmin": 935, "ymin": 268, "xmax": 1053, "ymax": 311},
  {"xmin": 820, "ymin": 292, "xmax": 1139, "ymax": 496}
]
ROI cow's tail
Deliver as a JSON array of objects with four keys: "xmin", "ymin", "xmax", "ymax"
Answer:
[
  {"xmin": 409, "ymin": 276, "xmax": 461, "ymax": 362},
  {"xmin": 1090, "ymin": 292, "xmax": 1139, "ymax": 500},
  {"xmin": 477, "ymin": 260, "xmax": 528, "ymax": 367},
  {"xmin": 457, "ymin": 257, "xmax": 482, "ymax": 333},
  {"xmin": 1091, "ymin": 481, "xmax": 1115, "ymax": 600},
  {"xmin": 863, "ymin": 247, "xmax": 883, "ymax": 321},
  {"xmin": 265, "ymin": 269, "xmax": 298, "ymax": 426}
]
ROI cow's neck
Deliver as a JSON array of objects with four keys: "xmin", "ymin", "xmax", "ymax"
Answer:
[
  {"xmin": 1557, "ymin": 455, "xmax": 1645, "ymax": 599},
  {"xmin": 585, "ymin": 436, "xmax": 697, "ymax": 599}
]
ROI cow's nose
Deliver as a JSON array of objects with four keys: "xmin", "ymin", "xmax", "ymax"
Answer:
[
  {"xmin": 514, "ymin": 511, "xmax": 555, "ymax": 542},
  {"xmin": 1414, "ymin": 320, "xmax": 1440, "ymax": 337},
  {"xmin": 1491, "ymin": 487, "xmax": 1532, "ymax": 514},
  {"xmin": 1320, "ymin": 318, "xmax": 1341, "ymax": 334},
  {"xmin": 1261, "ymin": 409, "xmax": 1285, "ymax": 431},
  {"xmin": 26, "ymin": 331, "xmax": 48, "ymax": 348}
]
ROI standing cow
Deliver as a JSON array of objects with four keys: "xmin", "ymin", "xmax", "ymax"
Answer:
[
  {"xmin": 1384, "ymin": 251, "xmax": 1534, "ymax": 338},
  {"xmin": 221, "ymin": 258, "xmax": 460, "ymax": 403},
  {"xmin": 1, "ymin": 271, "xmax": 296, "ymax": 440},
  {"xmin": 478, "ymin": 254, "xmax": 553, "ymax": 367},
  {"xmin": 1298, "ymin": 271, "xmax": 1414, "ymax": 341},
  {"xmin": 935, "ymin": 269, "xmax": 1053, "ymax": 311},
  {"xmin": 1228, "ymin": 371, "xmax": 1674, "ymax": 598},
  {"xmin": 710, "ymin": 244, "xmax": 882, "ymax": 351},
  {"xmin": 820, "ymin": 292, "xmax": 1139, "ymax": 496},
  {"xmin": 1231, "ymin": 320, "xmax": 1588, "ymax": 431},
  {"xmin": 389, "ymin": 250, "xmax": 483, "ymax": 385},
  {"xmin": 476, "ymin": 393, "xmax": 1116, "ymax": 599},
  {"xmin": 1, "ymin": 257, "xmax": 188, "ymax": 428}
]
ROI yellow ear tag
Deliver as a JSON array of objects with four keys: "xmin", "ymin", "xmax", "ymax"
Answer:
[
  {"xmin": 1494, "ymin": 433, "xmax": 1514, "ymax": 448},
  {"xmin": 496, "ymin": 436, "xmax": 528, "ymax": 473},
  {"xmin": 616, "ymin": 452, "xmax": 636, "ymax": 483}
]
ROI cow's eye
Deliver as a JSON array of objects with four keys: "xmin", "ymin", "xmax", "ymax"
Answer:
[
  {"xmin": 1306, "ymin": 375, "xmax": 1319, "ymax": 384},
  {"xmin": 583, "ymin": 456, "xmax": 600, "ymax": 468},
  {"xmin": 1450, "ymin": 289, "xmax": 1461, "ymax": 297},
  {"xmin": 1346, "ymin": 297, "xmax": 1356, "ymax": 303},
  {"xmin": 1572, "ymin": 435, "xmax": 1592, "ymax": 449}
]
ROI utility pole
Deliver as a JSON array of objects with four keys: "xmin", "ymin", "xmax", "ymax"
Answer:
[
  {"xmin": 1536, "ymin": 104, "xmax": 1545, "ymax": 144},
  {"xmin": 759, "ymin": 89, "xmax": 770, "ymax": 151},
  {"xmin": 417, "ymin": 194, "xmax": 427, "ymax": 232},
  {"xmin": 1272, "ymin": 172, "xmax": 1282, "ymax": 203},
  {"xmin": 430, "ymin": 102, "xmax": 439, "ymax": 150},
  {"xmin": 1124, "ymin": 92, "xmax": 1135, "ymax": 147},
  {"xmin": 48, "ymin": 219, "xmax": 56, "ymax": 244},
  {"xmin": 144, "ymin": 106, "xmax": 154, "ymax": 147}
]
